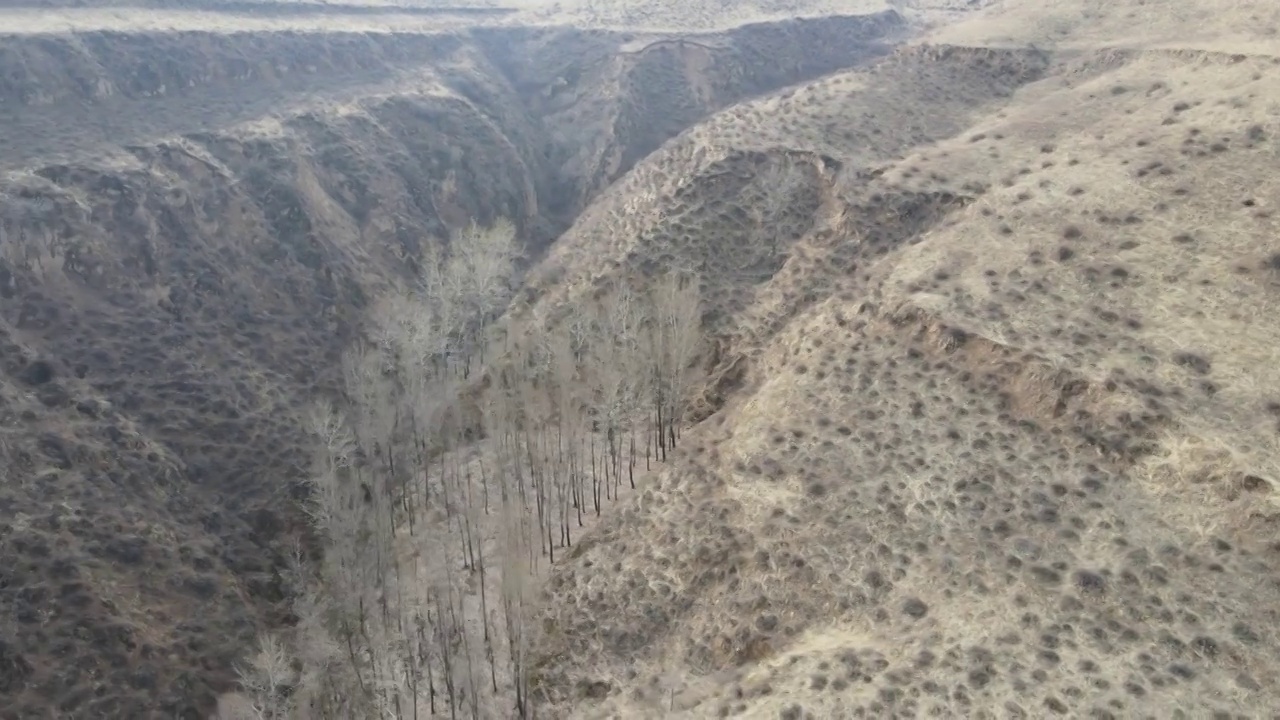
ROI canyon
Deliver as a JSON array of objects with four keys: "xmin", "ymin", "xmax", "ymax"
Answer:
[{"xmin": 3, "ymin": 0, "xmax": 1280, "ymax": 718}]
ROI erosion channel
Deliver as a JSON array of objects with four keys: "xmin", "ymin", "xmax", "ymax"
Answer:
[{"xmin": 0, "ymin": 7, "xmax": 903, "ymax": 718}]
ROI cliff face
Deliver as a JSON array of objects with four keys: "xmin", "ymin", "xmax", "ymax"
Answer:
[{"xmin": 0, "ymin": 12, "xmax": 902, "ymax": 718}]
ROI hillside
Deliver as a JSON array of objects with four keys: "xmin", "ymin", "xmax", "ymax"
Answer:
[
  {"xmin": 516, "ymin": 1, "xmax": 1280, "ymax": 717},
  {"xmin": 0, "ymin": 6, "xmax": 905, "ymax": 717},
  {"xmin": 4, "ymin": 0, "xmax": 1280, "ymax": 717}
]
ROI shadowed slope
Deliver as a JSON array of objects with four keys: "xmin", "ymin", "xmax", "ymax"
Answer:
[{"xmin": 0, "ymin": 10, "xmax": 907, "ymax": 717}]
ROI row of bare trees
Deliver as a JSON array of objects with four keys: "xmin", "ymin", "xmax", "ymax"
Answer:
[{"xmin": 221, "ymin": 219, "xmax": 703, "ymax": 720}]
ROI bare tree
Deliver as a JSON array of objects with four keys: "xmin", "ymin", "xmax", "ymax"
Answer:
[
  {"xmin": 231, "ymin": 634, "xmax": 296, "ymax": 720},
  {"xmin": 422, "ymin": 219, "xmax": 521, "ymax": 375},
  {"xmin": 747, "ymin": 155, "xmax": 808, "ymax": 262},
  {"xmin": 240, "ymin": 213, "xmax": 708, "ymax": 719},
  {"xmin": 644, "ymin": 272, "xmax": 702, "ymax": 457}
]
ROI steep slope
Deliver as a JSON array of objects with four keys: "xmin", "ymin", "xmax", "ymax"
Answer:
[
  {"xmin": 520, "ymin": 4, "xmax": 1280, "ymax": 717},
  {"xmin": 475, "ymin": 11, "xmax": 904, "ymax": 213},
  {"xmin": 0, "ymin": 10, "xmax": 905, "ymax": 719},
  {"xmin": 0, "ymin": 75, "xmax": 542, "ymax": 720}
]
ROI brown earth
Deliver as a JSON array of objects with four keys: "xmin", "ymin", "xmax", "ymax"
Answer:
[
  {"xmin": 9, "ymin": 0, "xmax": 1280, "ymax": 718},
  {"xmin": 510, "ymin": 2, "xmax": 1280, "ymax": 717},
  {"xmin": 0, "ymin": 6, "xmax": 906, "ymax": 718}
]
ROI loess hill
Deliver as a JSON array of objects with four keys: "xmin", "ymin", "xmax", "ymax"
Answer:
[
  {"xmin": 4, "ymin": 0, "xmax": 1280, "ymax": 717},
  {"xmin": 518, "ymin": 0, "xmax": 1280, "ymax": 718},
  {"xmin": 0, "ymin": 4, "xmax": 904, "ymax": 717}
]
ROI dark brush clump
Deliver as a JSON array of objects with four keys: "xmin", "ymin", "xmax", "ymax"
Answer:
[{"xmin": 902, "ymin": 597, "xmax": 929, "ymax": 619}]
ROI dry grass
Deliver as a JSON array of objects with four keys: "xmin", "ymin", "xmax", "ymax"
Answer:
[
  {"xmin": 930, "ymin": 0, "xmax": 1280, "ymax": 54},
  {"xmin": 876, "ymin": 48, "xmax": 1280, "ymax": 525},
  {"xmin": 515, "ymin": 0, "xmax": 1002, "ymax": 33},
  {"xmin": 524, "ymin": 43, "xmax": 1049, "ymax": 338},
  {"xmin": 516, "ymin": 0, "xmax": 892, "ymax": 32},
  {"xmin": 4, "ymin": 0, "xmax": 1280, "ymax": 716},
  {"xmin": 518, "ymin": 1, "xmax": 1280, "ymax": 717},
  {"xmin": 547, "ymin": 300, "xmax": 1280, "ymax": 717}
]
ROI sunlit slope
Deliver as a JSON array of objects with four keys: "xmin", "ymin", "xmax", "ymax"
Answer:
[{"xmin": 520, "ymin": 2, "xmax": 1280, "ymax": 717}]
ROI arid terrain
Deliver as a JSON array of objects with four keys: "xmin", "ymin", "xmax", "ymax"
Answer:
[{"xmin": 2, "ymin": 0, "xmax": 1280, "ymax": 718}]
